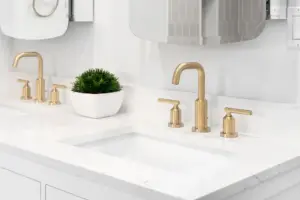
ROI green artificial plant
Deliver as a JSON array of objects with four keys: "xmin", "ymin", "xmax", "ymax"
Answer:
[{"xmin": 72, "ymin": 68, "xmax": 121, "ymax": 94}]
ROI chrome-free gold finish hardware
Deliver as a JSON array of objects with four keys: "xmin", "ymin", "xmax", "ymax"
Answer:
[
  {"xmin": 172, "ymin": 62, "xmax": 210, "ymax": 133},
  {"xmin": 221, "ymin": 107, "xmax": 253, "ymax": 138},
  {"xmin": 49, "ymin": 84, "xmax": 67, "ymax": 105},
  {"xmin": 13, "ymin": 52, "xmax": 45, "ymax": 103},
  {"xmin": 17, "ymin": 79, "xmax": 32, "ymax": 100},
  {"xmin": 158, "ymin": 98, "xmax": 184, "ymax": 128}
]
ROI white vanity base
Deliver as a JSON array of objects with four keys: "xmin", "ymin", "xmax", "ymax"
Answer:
[
  {"xmin": 0, "ymin": 87, "xmax": 300, "ymax": 200},
  {"xmin": 0, "ymin": 145, "xmax": 300, "ymax": 200},
  {"xmin": 0, "ymin": 150, "xmax": 174, "ymax": 200}
]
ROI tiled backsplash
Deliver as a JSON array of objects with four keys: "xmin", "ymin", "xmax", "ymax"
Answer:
[{"xmin": 0, "ymin": 0, "xmax": 299, "ymax": 103}]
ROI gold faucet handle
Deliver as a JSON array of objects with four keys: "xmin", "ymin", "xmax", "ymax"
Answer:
[
  {"xmin": 52, "ymin": 84, "xmax": 67, "ymax": 89},
  {"xmin": 225, "ymin": 107, "xmax": 253, "ymax": 116},
  {"xmin": 221, "ymin": 107, "xmax": 253, "ymax": 138},
  {"xmin": 48, "ymin": 84, "xmax": 67, "ymax": 105},
  {"xmin": 17, "ymin": 79, "xmax": 32, "ymax": 100},
  {"xmin": 158, "ymin": 98, "xmax": 183, "ymax": 128},
  {"xmin": 18, "ymin": 79, "xmax": 29, "ymax": 84},
  {"xmin": 158, "ymin": 98, "xmax": 180, "ymax": 106}
]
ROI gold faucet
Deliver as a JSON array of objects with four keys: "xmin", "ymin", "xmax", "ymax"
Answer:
[
  {"xmin": 172, "ymin": 62, "xmax": 210, "ymax": 133},
  {"xmin": 13, "ymin": 52, "xmax": 45, "ymax": 103}
]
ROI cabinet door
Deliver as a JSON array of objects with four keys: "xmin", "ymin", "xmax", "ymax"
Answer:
[
  {"xmin": 46, "ymin": 185, "xmax": 87, "ymax": 200},
  {"xmin": 0, "ymin": 168, "xmax": 41, "ymax": 200}
]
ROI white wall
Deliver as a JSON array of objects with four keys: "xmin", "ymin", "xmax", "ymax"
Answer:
[
  {"xmin": 4, "ymin": 0, "xmax": 299, "ymax": 103},
  {"xmin": 0, "ymin": 31, "xmax": 12, "ymax": 94},
  {"xmin": 146, "ymin": 20, "xmax": 298, "ymax": 103},
  {"xmin": 0, "ymin": 32, "xmax": 10, "ymax": 71}
]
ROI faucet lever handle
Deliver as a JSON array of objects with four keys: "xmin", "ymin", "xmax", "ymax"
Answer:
[
  {"xmin": 158, "ymin": 98, "xmax": 183, "ymax": 128},
  {"xmin": 17, "ymin": 79, "xmax": 32, "ymax": 100},
  {"xmin": 52, "ymin": 84, "xmax": 67, "ymax": 89},
  {"xmin": 225, "ymin": 107, "xmax": 252, "ymax": 116},
  {"xmin": 158, "ymin": 98, "xmax": 180, "ymax": 106},
  {"xmin": 18, "ymin": 79, "xmax": 29, "ymax": 84},
  {"xmin": 221, "ymin": 107, "xmax": 253, "ymax": 138},
  {"xmin": 49, "ymin": 84, "xmax": 67, "ymax": 106}
]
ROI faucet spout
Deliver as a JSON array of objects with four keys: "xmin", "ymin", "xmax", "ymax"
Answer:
[
  {"xmin": 13, "ymin": 52, "xmax": 44, "ymax": 79},
  {"xmin": 13, "ymin": 52, "xmax": 45, "ymax": 103},
  {"xmin": 172, "ymin": 62, "xmax": 210, "ymax": 133},
  {"xmin": 172, "ymin": 62, "xmax": 206, "ymax": 100}
]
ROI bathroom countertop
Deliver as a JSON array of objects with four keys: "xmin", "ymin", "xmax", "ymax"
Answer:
[{"xmin": 0, "ymin": 92, "xmax": 300, "ymax": 200}]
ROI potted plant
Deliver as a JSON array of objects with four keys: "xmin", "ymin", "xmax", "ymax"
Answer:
[{"xmin": 70, "ymin": 68, "xmax": 124, "ymax": 119}]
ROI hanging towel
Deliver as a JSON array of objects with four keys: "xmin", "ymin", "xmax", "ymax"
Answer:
[{"xmin": 1, "ymin": 0, "xmax": 69, "ymax": 40}]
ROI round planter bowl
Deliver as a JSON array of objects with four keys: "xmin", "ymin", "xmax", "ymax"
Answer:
[{"xmin": 70, "ymin": 90, "xmax": 124, "ymax": 119}]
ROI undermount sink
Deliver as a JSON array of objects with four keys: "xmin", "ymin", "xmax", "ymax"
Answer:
[
  {"xmin": 0, "ymin": 105, "xmax": 27, "ymax": 117},
  {"xmin": 70, "ymin": 132, "xmax": 229, "ymax": 173}
]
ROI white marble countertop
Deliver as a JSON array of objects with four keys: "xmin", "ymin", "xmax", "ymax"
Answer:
[{"xmin": 0, "ymin": 87, "xmax": 300, "ymax": 200}]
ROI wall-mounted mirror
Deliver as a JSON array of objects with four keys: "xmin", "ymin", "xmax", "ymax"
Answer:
[
  {"xmin": 129, "ymin": 0, "xmax": 266, "ymax": 46},
  {"xmin": 129, "ymin": 0, "xmax": 203, "ymax": 45},
  {"xmin": 0, "ymin": 0, "xmax": 94, "ymax": 40}
]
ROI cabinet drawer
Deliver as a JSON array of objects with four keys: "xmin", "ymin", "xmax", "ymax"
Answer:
[
  {"xmin": 0, "ymin": 167, "xmax": 41, "ymax": 200},
  {"xmin": 46, "ymin": 185, "xmax": 87, "ymax": 200}
]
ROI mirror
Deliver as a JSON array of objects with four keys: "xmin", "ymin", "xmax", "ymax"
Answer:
[
  {"xmin": 0, "ymin": 0, "xmax": 94, "ymax": 40},
  {"xmin": 129, "ymin": 0, "xmax": 266, "ymax": 45},
  {"xmin": 1, "ymin": 0, "xmax": 69, "ymax": 40},
  {"xmin": 129, "ymin": 0, "xmax": 202, "ymax": 45}
]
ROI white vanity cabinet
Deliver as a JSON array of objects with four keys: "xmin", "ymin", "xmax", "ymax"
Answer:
[
  {"xmin": 1, "ymin": 145, "xmax": 300, "ymax": 200},
  {"xmin": 0, "ymin": 168, "xmax": 41, "ymax": 200},
  {"xmin": 0, "ymin": 151, "xmax": 168, "ymax": 200},
  {"xmin": 269, "ymin": 184, "xmax": 300, "ymax": 200},
  {"xmin": 46, "ymin": 186, "xmax": 86, "ymax": 200}
]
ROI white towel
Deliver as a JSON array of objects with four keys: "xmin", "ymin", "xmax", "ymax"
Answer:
[{"xmin": 1, "ymin": 0, "xmax": 69, "ymax": 40}]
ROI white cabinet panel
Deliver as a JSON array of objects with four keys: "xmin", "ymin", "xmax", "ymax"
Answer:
[
  {"xmin": 269, "ymin": 183, "xmax": 300, "ymax": 200},
  {"xmin": 0, "ymin": 168, "xmax": 41, "ymax": 200},
  {"xmin": 46, "ymin": 185, "xmax": 87, "ymax": 200}
]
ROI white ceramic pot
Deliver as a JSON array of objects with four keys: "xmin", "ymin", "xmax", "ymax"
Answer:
[{"xmin": 70, "ymin": 90, "xmax": 124, "ymax": 119}]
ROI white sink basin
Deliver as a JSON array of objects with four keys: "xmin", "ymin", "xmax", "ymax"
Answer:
[
  {"xmin": 0, "ymin": 105, "xmax": 27, "ymax": 117},
  {"xmin": 72, "ymin": 132, "xmax": 229, "ymax": 173}
]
